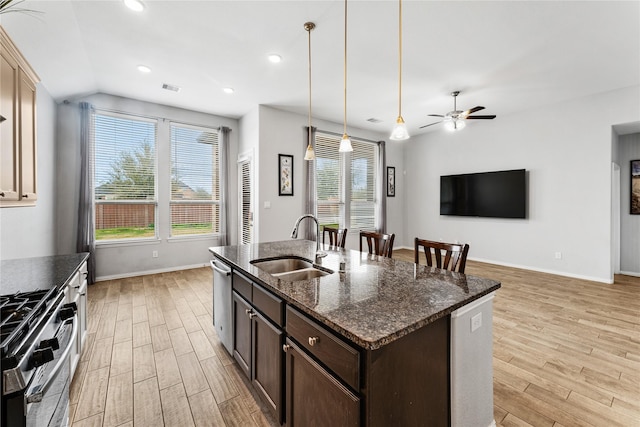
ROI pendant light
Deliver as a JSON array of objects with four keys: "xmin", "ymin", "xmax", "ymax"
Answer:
[
  {"xmin": 339, "ymin": 0, "xmax": 353, "ymax": 152},
  {"xmin": 304, "ymin": 22, "xmax": 316, "ymax": 161},
  {"xmin": 390, "ymin": 0, "xmax": 410, "ymax": 141}
]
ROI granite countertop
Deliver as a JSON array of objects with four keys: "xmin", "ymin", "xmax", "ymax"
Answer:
[
  {"xmin": 0, "ymin": 253, "xmax": 90, "ymax": 295},
  {"xmin": 210, "ymin": 240, "xmax": 500, "ymax": 350}
]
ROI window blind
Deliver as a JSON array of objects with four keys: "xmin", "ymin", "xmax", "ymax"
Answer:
[
  {"xmin": 350, "ymin": 140, "xmax": 377, "ymax": 230},
  {"xmin": 240, "ymin": 160, "xmax": 252, "ymax": 244},
  {"xmin": 315, "ymin": 133, "xmax": 343, "ymax": 228},
  {"xmin": 170, "ymin": 123, "xmax": 220, "ymax": 236},
  {"xmin": 314, "ymin": 132, "xmax": 379, "ymax": 232},
  {"xmin": 93, "ymin": 112, "xmax": 157, "ymax": 241}
]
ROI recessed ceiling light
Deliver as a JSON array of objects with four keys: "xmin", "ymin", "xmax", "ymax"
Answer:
[
  {"xmin": 267, "ymin": 54, "xmax": 282, "ymax": 64},
  {"xmin": 223, "ymin": 87, "xmax": 234, "ymax": 94},
  {"xmin": 124, "ymin": 0, "xmax": 144, "ymax": 12},
  {"xmin": 137, "ymin": 65, "xmax": 151, "ymax": 73}
]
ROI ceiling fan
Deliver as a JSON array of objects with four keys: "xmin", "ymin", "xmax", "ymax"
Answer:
[{"xmin": 420, "ymin": 91, "xmax": 496, "ymax": 131}]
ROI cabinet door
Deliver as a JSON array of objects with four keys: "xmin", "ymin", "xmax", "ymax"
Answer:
[
  {"xmin": 233, "ymin": 292, "xmax": 252, "ymax": 378},
  {"xmin": 252, "ymin": 311, "xmax": 283, "ymax": 424},
  {"xmin": 18, "ymin": 69, "xmax": 36, "ymax": 201},
  {"xmin": 285, "ymin": 339, "xmax": 360, "ymax": 427},
  {"xmin": 0, "ymin": 50, "xmax": 19, "ymax": 201}
]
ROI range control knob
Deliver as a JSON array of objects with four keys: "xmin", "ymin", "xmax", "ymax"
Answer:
[
  {"xmin": 30, "ymin": 348, "xmax": 54, "ymax": 368},
  {"xmin": 38, "ymin": 338, "xmax": 60, "ymax": 351}
]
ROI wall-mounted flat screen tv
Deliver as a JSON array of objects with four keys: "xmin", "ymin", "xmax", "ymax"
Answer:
[{"xmin": 440, "ymin": 169, "xmax": 526, "ymax": 219}]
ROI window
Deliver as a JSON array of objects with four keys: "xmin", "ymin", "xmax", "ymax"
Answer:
[
  {"xmin": 170, "ymin": 124, "xmax": 220, "ymax": 236},
  {"xmin": 315, "ymin": 132, "xmax": 380, "ymax": 231},
  {"xmin": 93, "ymin": 113, "xmax": 157, "ymax": 241}
]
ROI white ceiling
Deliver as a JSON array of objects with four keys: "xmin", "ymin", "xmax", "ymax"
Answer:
[{"xmin": 2, "ymin": 1, "xmax": 638, "ymax": 136}]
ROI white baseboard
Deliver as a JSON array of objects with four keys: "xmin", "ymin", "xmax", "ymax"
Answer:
[
  {"xmin": 393, "ymin": 247, "xmax": 614, "ymax": 284},
  {"xmin": 96, "ymin": 263, "xmax": 209, "ymax": 282},
  {"xmin": 467, "ymin": 256, "xmax": 613, "ymax": 284},
  {"xmin": 619, "ymin": 270, "xmax": 640, "ymax": 278}
]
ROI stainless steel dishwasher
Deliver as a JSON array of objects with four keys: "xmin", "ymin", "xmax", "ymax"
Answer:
[{"xmin": 210, "ymin": 258, "xmax": 233, "ymax": 354}]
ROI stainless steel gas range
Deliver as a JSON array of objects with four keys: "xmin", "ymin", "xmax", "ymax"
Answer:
[{"xmin": 1, "ymin": 253, "xmax": 89, "ymax": 427}]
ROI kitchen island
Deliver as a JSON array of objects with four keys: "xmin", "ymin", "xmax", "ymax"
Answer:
[{"xmin": 210, "ymin": 240, "xmax": 500, "ymax": 427}]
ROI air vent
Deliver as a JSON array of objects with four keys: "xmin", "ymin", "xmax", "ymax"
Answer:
[
  {"xmin": 162, "ymin": 83, "xmax": 181, "ymax": 92},
  {"xmin": 366, "ymin": 118, "xmax": 383, "ymax": 123}
]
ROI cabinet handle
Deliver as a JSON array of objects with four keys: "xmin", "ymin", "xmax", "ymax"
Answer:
[
  {"xmin": 245, "ymin": 309, "xmax": 252, "ymax": 315},
  {"xmin": 22, "ymin": 194, "xmax": 28, "ymax": 198},
  {"xmin": 248, "ymin": 312, "xmax": 257, "ymax": 319},
  {"xmin": 308, "ymin": 336, "xmax": 318, "ymax": 346},
  {"xmin": 0, "ymin": 192, "xmax": 4, "ymax": 197},
  {"xmin": 282, "ymin": 344, "xmax": 291, "ymax": 352}
]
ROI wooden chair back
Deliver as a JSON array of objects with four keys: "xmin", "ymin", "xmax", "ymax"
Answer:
[
  {"xmin": 414, "ymin": 238, "xmax": 470, "ymax": 273},
  {"xmin": 323, "ymin": 227, "xmax": 348, "ymax": 248},
  {"xmin": 359, "ymin": 231, "xmax": 395, "ymax": 258}
]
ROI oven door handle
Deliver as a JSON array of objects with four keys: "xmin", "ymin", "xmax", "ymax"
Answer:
[{"xmin": 25, "ymin": 314, "xmax": 77, "ymax": 404}]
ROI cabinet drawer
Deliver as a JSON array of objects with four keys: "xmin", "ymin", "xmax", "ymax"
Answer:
[
  {"xmin": 233, "ymin": 271, "xmax": 252, "ymax": 301},
  {"xmin": 286, "ymin": 306, "xmax": 360, "ymax": 390},
  {"xmin": 253, "ymin": 283, "xmax": 284, "ymax": 327}
]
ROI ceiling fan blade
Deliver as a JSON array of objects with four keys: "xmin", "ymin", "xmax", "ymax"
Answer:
[
  {"xmin": 466, "ymin": 115, "xmax": 496, "ymax": 120},
  {"xmin": 427, "ymin": 114, "xmax": 444, "ymax": 118},
  {"xmin": 419, "ymin": 121, "xmax": 442, "ymax": 129},
  {"xmin": 466, "ymin": 106, "xmax": 485, "ymax": 115}
]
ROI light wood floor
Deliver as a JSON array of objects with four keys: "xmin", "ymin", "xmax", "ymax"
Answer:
[{"xmin": 70, "ymin": 250, "xmax": 640, "ymax": 427}]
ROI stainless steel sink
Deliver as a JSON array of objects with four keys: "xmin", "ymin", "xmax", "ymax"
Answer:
[
  {"xmin": 251, "ymin": 257, "xmax": 313, "ymax": 274},
  {"xmin": 251, "ymin": 256, "xmax": 333, "ymax": 281}
]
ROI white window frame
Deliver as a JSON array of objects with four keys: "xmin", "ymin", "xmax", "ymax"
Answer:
[
  {"xmin": 169, "ymin": 122, "xmax": 221, "ymax": 239},
  {"xmin": 92, "ymin": 110, "xmax": 159, "ymax": 245},
  {"xmin": 314, "ymin": 131, "xmax": 380, "ymax": 232}
]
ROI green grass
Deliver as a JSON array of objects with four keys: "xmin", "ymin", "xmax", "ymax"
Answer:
[{"xmin": 96, "ymin": 223, "xmax": 213, "ymax": 240}]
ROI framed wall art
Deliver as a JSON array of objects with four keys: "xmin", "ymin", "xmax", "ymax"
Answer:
[
  {"xmin": 632, "ymin": 159, "xmax": 640, "ymax": 215},
  {"xmin": 387, "ymin": 166, "xmax": 396, "ymax": 197},
  {"xmin": 279, "ymin": 154, "xmax": 294, "ymax": 196}
]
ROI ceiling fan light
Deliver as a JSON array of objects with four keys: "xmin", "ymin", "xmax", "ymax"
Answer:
[
  {"xmin": 390, "ymin": 116, "xmax": 410, "ymax": 140},
  {"xmin": 339, "ymin": 134, "xmax": 353, "ymax": 152},
  {"xmin": 304, "ymin": 144, "xmax": 316, "ymax": 161}
]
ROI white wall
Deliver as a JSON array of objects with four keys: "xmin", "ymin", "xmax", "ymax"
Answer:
[
  {"xmin": 404, "ymin": 86, "xmax": 640, "ymax": 283},
  {"xmin": 55, "ymin": 93, "xmax": 239, "ymax": 279},
  {"xmin": 253, "ymin": 105, "xmax": 405, "ymax": 250},
  {"xmin": 619, "ymin": 132, "xmax": 640, "ymax": 274},
  {"xmin": 0, "ymin": 84, "xmax": 57, "ymax": 260}
]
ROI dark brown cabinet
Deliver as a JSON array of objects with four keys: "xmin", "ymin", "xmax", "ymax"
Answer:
[
  {"xmin": 232, "ymin": 272, "xmax": 284, "ymax": 423},
  {"xmin": 232, "ymin": 292, "xmax": 252, "ymax": 377},
  {"xmin": 284, "ymin": 338, "xmax": 359, "ymax": 427}
]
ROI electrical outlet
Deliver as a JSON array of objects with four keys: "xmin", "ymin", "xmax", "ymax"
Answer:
[
  {"xmin": 471, "ymin": 312, "xmax": 482, "ymax": 332},
  {"xmin": 152, "ymin": 251, "xmax": 158, "ymax": 258},
  {"xmin": 554, "ymin": 252, "xmax": 562, "ymax": 259}
]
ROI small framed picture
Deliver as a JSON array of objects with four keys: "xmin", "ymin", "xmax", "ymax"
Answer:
[
  {"xmin": 387, "ymin": 166, "xmax": 395, "ymax": 197},
  {"xmin": 279, "ymin": 154, "xmax": 294, "ymax": 196},
  {"xmin": 632, "ymin": 159, "xmax": 640, "ymax": 214}
]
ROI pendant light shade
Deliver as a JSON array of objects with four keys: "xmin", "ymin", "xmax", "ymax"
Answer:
[
  {"xmin": 340, "ymin": 0, "xmax": 353, "ymax": 152},
  {"xmin": 304, "ymin": 22, "xmax": 316, "ymax": 161},
  {"xmin": 390, "ymin": 0, "xmax": 410, "ymax": 141}
]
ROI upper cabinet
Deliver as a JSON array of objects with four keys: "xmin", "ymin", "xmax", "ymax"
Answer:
[{"xmin": 0, "ymin": 26, "xmax": 39, "ymax": 207}]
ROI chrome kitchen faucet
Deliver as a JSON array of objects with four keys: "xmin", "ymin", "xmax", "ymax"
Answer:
[{"xmin": 290, "ymin": 214, "xmax": 328, "ymax": 262}]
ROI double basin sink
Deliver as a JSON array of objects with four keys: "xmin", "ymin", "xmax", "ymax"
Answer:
[{"xmin": 251, "ymin": 256, "xmax": 333, "ymax": 282}]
